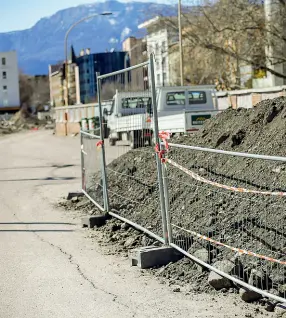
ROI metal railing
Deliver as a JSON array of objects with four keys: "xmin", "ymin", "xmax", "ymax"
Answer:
[
  {"xmin": 163, "ymin": 142, "xmax": 286, "ymax": 303},
  {"xmin": 81, "ymin": 54, "xmax": 168, "ymax": 244},
  {"xmin": 80, "ymin": 54, "xmax": 286, "ymax": 304},
  {"xmin": 80, "ymin": 130, "xmax": 105, "ymax": 211}
]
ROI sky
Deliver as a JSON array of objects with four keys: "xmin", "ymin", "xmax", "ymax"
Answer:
[
  {"xmin": 0, "ymin": 0, "xmax": 99, "ymax": 32},
  {"xmin": 0, "ymin": 0, "xmax": 176, "ymax": 33}
]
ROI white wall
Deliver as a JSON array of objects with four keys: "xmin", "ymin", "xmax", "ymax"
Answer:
[
  {"xmin": 0, "ymin": 51, "xmax": 20, "ymax": 108},
  {"xmin": 146, "ymin": 29, "xmax": 170, "ymax": 87}
]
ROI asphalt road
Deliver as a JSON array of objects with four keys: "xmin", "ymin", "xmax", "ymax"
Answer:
[{"xmin": 0, "ymin": 131, "xmax": 270, "ymax": 318}]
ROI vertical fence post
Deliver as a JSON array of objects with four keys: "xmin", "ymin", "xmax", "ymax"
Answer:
[
  {"xmin": 161, "ymin": 154, "xmax": 173, "ymax": 244},
  {"xmin": 96, "ymin": 72, "xmax": 110, "ymax": 212},
  {"xmin": 80, "ymin": 130, "xmax": 85, "ymax": 192},
  {"xmin": 149, "ymin": 53, "xmax": 169, "ymax": 245}
]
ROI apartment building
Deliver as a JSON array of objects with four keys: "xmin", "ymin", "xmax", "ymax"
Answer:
[
  {"xmin": 122, "ymin": 37, "xmax": 147, "ymax": 90},
  {"xmin": 49, "ymin": 64, "xmax": 65, "ymax": 107},
  {"xmin": 49, "ymin": 62, "xmax": 79, "ymax": 106},
  {"xmin": 76, "ymin": 50, "xmax": 128, "ymax": 103},
  {"xmin": 0, "ymin": 51, "xmax": 20, "ymax": 110},
  {"xmin": 138, "ymin": 17, "xmax": 179, "ymax": 87}
]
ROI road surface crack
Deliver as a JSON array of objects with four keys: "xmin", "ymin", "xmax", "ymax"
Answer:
[
  {"xmin": 34, "ymin": 232, "xmax": 134, "ymax": 310},
  {"xmin": 11, "ymin": 211, "xmax": 135, "ymax": 314}
]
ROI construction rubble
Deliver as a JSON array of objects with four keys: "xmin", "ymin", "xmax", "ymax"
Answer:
[
  {"xmin": 62, "ymin": 97, "xmax": 286, "ymax": 312},
  {"xmin": 0, "ymin": 109, "xmax": 54, "ymax": 135}
]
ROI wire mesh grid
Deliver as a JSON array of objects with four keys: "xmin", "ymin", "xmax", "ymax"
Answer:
[
  {"xmin": 165, "ymin": 144, "xmax": 286, "ymax": 299},
  {"xmin": 81, "ymin": 131, "xmax": 104, "ymax": 209},
  {"xmin": 97, "ymin": 63, "xmax": 164, "ymax": 239}
]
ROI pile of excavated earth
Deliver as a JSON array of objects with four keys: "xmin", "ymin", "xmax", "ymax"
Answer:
[
  {"xmin": 63, "ymin": 97, "xmax": 286, "ymax": 313},
  {"xmin": 0, "ymin": 110, "xmax": 54, "ymax": 135}
]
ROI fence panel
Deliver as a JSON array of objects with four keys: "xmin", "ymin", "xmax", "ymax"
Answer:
[
  {"xmin": 163, "ymin": 142, "xmax": 286, "ymax": 302},
  {"xmin": 81, "ymin": 130, "xmax": 105, "ymax": 211},
  {"xmin": 94, "ymin": 57, "xmax": 166, "ymax": 243}
]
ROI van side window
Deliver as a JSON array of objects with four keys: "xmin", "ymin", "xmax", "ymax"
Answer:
[
  {"xmin": 166, "ymin": 92, "xmax": 185, "ymax": 105},
  {"xmin": 188, "ymin": 91, "xmax": 207, "ymax": 104},
  {"xmin": 122, "ymin": 97, "xmax": 151, "ymax": 109}
]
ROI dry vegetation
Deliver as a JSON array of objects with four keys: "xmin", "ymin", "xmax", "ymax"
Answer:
[{"xmin": 159, "ymin": 0, "xmax": 286, "ymax": 89}]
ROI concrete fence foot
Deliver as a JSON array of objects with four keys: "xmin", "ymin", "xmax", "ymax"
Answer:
[
  {"xmin": 81, "ymin": 215, "xmax": 107, "ymax": 229},
  {"xmin": 130, "ymin": 246, "xmax": 182, "ymax": 269}
]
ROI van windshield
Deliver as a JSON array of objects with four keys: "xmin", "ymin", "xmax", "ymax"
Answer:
[
  {"xmin": 166, "ymin": 92, "xmax": 185, "ymax": 106},
  {"xmin": 188, "ymin": 91, "xmax": 207, "ymax": 104},
  {"xmin": 121, "ymin": 97, "xmax": 152, "ymax": 115}
]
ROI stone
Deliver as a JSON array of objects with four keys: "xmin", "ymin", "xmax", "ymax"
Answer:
[
  {"xmin": 265, "ymin": 300, "xmax": 276, "ymax": 312},
  {"xmin": 121, "ymin": 222, "xmax": 130, "ymax": 231},
  {"xmin": 275, "ymin": 303, "xmax": 286, "ymax": 318},
  {"xmin": 193, "ymin": 249, "xmax": 209, "ymax": 272},
  {"xmin": 124, "ymin": 237, "xmax": 138, "ymax": 248},
  {"xmin": 173, "ymin": 287, "xmax": 180, "ymax": 292},
  {"xmin": 208, "ymin": 260, "xmax": 235, "ymax": 290},
  {"xmin": 71, "ymin": 197, "xmax": 79, "ymax": 203},
  {"xmin": 111, "ymin": 224, "xmax": 121, "ymax": 232},
  {"xmin": 67, "ymin": 191, "xmax": 84, "ymax": 200},
  {"xmin": 239, "ymin": 288, "xmax": 262, "ymax": 303}
]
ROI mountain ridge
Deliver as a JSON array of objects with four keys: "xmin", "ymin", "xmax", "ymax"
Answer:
[{"xmin": 0, "ymin": 0, "xmax": 175, "ymax": 74}]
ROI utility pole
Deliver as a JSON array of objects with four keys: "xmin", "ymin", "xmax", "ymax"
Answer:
[{"xmin": 178, "ymin": 0, "xmax": 184, "ymax": 86}]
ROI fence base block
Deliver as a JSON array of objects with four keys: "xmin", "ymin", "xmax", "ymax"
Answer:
[
  {"xmin": 81, "ymin": 215, "xmax": 107, "ymax": 229},
  {"xmin": 67, "ymin": 191, "xmax": 84, "ymax": 200},
  {"xmin": 130, "ymin": 246, "xmax": 182, "ymax": 269}
]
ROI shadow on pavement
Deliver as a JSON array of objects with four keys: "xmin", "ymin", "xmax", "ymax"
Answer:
[
  {"xmin": 0, "ymin": 222, "xmax": 76, "ymax": 225},
  {"xmin": 0, "ymin": 230, "xmax": 74, "ymax": 232},
  {"xmin": 0, "ymin": 164, "xmax": 78, "ymax": 170},
  {"xmin": 0, "ymin": 177, "xmax": 77, "ymax": 182}
]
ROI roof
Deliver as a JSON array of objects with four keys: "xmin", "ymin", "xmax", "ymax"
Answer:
[
  {"xmin": 50, "ymin": 63, "xmax": 63, "ymax": 74},
  {"xmin": 157, "ymin": 85, "xmax": 216, "ymax": 91},
  {"xmin": 138, "ymin": 16, "xmax": 160, "ymax": 29}
]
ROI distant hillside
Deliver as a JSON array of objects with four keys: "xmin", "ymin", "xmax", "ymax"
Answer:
[{"xmin": 0, "ymin": 0, "xmax": 175, "ymax": 74}]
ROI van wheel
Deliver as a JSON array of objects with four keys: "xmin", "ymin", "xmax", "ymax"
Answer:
[
  {"xmin": 130, "ymin": 139, "xmax": 139, "ymax": 149},
  {"xmin": 109, "ymin": 138, "xmax": 116, "ymax": 146},
  {"xmin": 147, "ymin": 137, "xmax": 153, "ymax": 147},
  {"xmin": 130, "ymin": 134, "xmax": 140, "ymax": 149}
]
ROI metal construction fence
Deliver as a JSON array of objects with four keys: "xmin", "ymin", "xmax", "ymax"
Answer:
[
  {"xmin": 163, "ymin": 142, "xmax": 286, "ymax": 303},
  {"xmin": 80, "ymin": 130, "xmax": 106, "ymax": 211},
  {"xmin": 80, "ymin": 54, "xmax": 286, "ymax": 303}
]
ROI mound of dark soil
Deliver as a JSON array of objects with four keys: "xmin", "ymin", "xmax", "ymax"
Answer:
[{"xmin": 90, "ymin": 97, "xmax": 286, "ymax": 299}]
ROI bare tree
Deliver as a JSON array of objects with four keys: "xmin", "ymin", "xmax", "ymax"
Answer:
[
  {"xmin": 19, "ymin": 72, "xmax": 34, "ymax": 107},
  {"xmin": 158, "ymin": 0, "xmax": 286, "ymax": 87},
  {"xmin": 30, "ymin": 75, "xmax": 50, "ymax": 110}
]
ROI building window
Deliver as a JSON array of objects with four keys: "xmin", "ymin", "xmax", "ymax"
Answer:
[
  {"xmin": 156, "ymin": 61, "xmax": 160, "ymax": 70},
  {"xmin": 87, "ymin": 79, "xmax": 90, "ymax": 84},
  {"xmin": 2, "ymin": 71, "xmax": 6, "ymax": 79},
  {"xmin": 3, "ymin": 85, "xmax": 7, "ymax": 92},
  {"xmin": 157, "ymin": 74, "xmax": 160, "ymax": 83},
  {"xmin": 163, "ymin": 73, "xmax": 167, "ymax": 81},
  {"xmin": 162, "ymin": 57, "xmax": 166, "ymax": 70},
  {"xmin": 3, "ymin": 99, "xmax": 8, "ymax": 106},
  {"xmin": 2, "ymin": 57, "xmax": 6, "ymax": 66},
  {"xmin": 155, "ymin": 43, "xmax": 160, "ymax": 54}
]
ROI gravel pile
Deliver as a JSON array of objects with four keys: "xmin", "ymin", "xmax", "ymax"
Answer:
[{"xmin": 70, "ymin": 97, "xmax": 286, "ymax": 307}]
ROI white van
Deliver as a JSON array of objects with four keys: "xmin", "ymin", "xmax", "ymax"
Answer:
[{"xmin": 106, "ymin": 86, "xmax": 218, "ymax": 148}]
